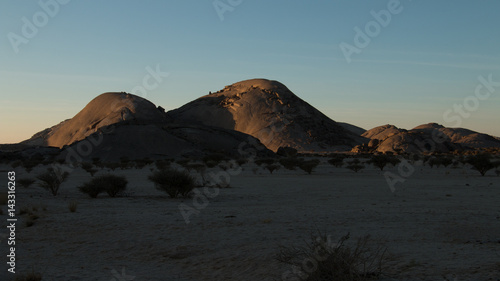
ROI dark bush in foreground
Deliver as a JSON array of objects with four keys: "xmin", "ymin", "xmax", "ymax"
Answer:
[
  {"xmin": 277, "ymin": 232, "xmax": 387, "ymax": 281},
  {"xmin": 78, "ymin": 174, "xmax": 128, "ymax": 198},
  {"xmin": 37, "ymin": 167, "xmax": 69, "ymax": 196},
  {"xmin": 148, "ymin": 169, "xmax": 195, "ymax": 198}
]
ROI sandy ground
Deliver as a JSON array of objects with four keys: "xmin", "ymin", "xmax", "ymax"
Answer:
[{"xmin": 1, "ymin": 161, "xmax": 499, "ymax": 281}]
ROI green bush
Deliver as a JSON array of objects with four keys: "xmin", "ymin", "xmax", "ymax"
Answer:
[
  {"xmin": 78, "ymin": 174, "xmax": 128, "ymax": 198},
  {"xmin": 36, "ymin": 167, "xmax": 69, "ymax": 196},
  {"xmin": 148, "ymin": 169, "xmax": 195, "ymax": 198}
]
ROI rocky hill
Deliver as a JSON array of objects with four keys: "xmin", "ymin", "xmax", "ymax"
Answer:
[
  {"xmin": 167, "ymin": 79, "xmax": 367, "ymax": 152},
  {"xmin": 19, "ymin": 92, "xmax": 271, "ymax": 160},
  {"xmin": 355, "ymin": 123, "xmax": 500, "ymax": 154}
]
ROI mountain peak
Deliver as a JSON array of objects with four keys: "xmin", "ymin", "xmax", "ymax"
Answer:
[
  {"xmin": 228, "ymin": 78, "xmax": 289, "ymax": 91},
  {"xmin": 169, "ymin": 79, "xmax": 366, "ymax": 152}
]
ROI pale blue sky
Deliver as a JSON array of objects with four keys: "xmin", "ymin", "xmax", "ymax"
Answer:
[{"xmin": 1, "ymin": 0, "xmax": 499, "ymax": 143}]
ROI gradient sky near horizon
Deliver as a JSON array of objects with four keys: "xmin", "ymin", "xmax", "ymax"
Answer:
[{"xmin": 1, "ymin": 0, "xmax": 499, "ymax": 144}]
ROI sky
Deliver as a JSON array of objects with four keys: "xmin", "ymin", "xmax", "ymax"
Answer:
[{"xmin": 1, "ymin": 0, "xmax": 499, "ymax": 144}]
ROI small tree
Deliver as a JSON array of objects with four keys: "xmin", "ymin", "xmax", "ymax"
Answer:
[
  {"xmin": 265, "ymin": 164, "xmax": 280, "ymax": 174},
  {"xmin": 299, "ymin": 159, "xmax": 320, "ymax": 174},
  {"xmin": 37, "ymin": 167, "xmax": 69, "ymax": 196},
  {"xmin": 467, "ymin": 154, "xmax": 495, "ymax": 176},
  {"xmin": 279, "ymin": 157, "xmax": 303, "ymax": 170},
  {"xmin": 368, "ymin": 155, "xmax": 400, "ymax": 171},
  {"xmin": 148, "ymin": 169, "xmax": 195, "ymax": 198},
  {"xmin": 328, "ymin": 155, "xmax": 345, "ymax": 168},
  {"xmin": 346, "ymin": 159, "xmax": 365, "ymax": 173}
]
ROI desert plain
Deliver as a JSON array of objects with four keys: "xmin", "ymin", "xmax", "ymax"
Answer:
[{"xmin": 1, "ymin": 159, "xmax": 499, "ymax": 281}]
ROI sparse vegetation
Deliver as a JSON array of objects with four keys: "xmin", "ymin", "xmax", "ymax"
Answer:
[
  {"xmin": 255, "ymin": 158, "xmax": 276, "ymax": 166},
  {"xmin": 155, "ymin": 159, "xmax": 171, "ymax": 170},
  {"xmin": 17, "ymin": 178, "xmax": 35, "ymax": 188},
  {"xmin": 22, "ymin": 160, "xmax": 39, "ymax": 173},
  {"xmin": 236, "ymin": 158, "xmax": 248, "ymax": 166},
  {"xmin": 265, "ymin": 164, "xmax": 281, "ymax": 174},
  {"xmin": 149, "ymin": 169, "xmax": 195, "ymax": 198},
  {"xmin": 78, "ymin": 174, "xmax": 128, "ymax": 198},
  {"xmin": 279, "ymin": 157, "xmax": 303, "ymax": 170},
  {"xmin": 14, "ymin": 268, "xmax": 42, "ymax": 281},
  {"xmin": 135, "ymin": 157, "xmax": 153, "ymax": 169},
  {"xmin": 428, "ymin": 156, "xmax": 453, "ymax": 168},
  {"xmin": 467, "ymin": 154, "xmax": 496, "ymax": 176},
  {"xmin": 299, "ymin": 159, "xmax": 321, "ymax": 174},
  {"xmin": 68, "ymin": 201, "xmax": 78, "ymax": 212},
  {"xmin": 368, "ymin": 154, "xmax": 400, "ymax": 171},
  {"xmin": 19, "ymin": 207, "xmax": 39, "ymax": 227},
  {"xmin": 36, "ymin": 167, "xmax": 69, "ymax": 196},
  {"xmin": 328, "ymin": 155, "xmax": 345, "ymax": 168},
  {"xmin": 81, "ymin": 162, "xmax": 98, "ymax": 176},
  {"xmin": 276, "ymin": 232, "xmax": 387, "ymax": 281},
  {"xmin": 203, "ymin": 153, "xmax": 228, "ymax": 168},
  {"xmin": 346, "ymin": 159, "xmax": 365, "ymax": 173}
]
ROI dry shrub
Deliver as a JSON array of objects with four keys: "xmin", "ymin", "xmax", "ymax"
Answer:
[
  {"xmin": 277, "ymin": 233, "xmax": 387, "ymax": 281},
  {"xmin": 149, "ymin": 169, "xmax": 195, "ymax": 198},
  {"xmin": 14, "ymin": 268, "xmax": 42, "ymax": 281},
  {"xmin": 36, "ymin": 167, "xmax": 69, "ymax": 196},
  {"xmin": 68, "ymin": 201, "xmax": 78, "ymax": 212},
  {"xmin": 78, "ymin": 174, "xmax": 128, "ymax": 198}
]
